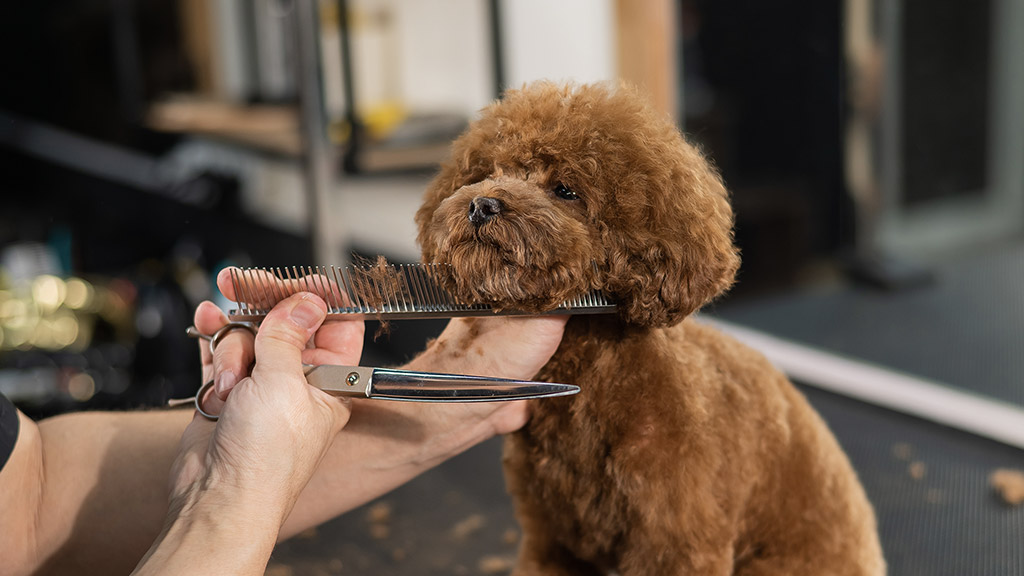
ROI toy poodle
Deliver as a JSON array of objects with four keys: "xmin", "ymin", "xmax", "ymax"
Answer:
[{"xmin": 415, "ymin": 81, "xmax": 885, "ymax": 575}]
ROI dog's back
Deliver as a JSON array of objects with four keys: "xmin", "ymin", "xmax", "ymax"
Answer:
[{"xmin": 677, "ymin": 319, "xmax": 885, "ymax": 575}]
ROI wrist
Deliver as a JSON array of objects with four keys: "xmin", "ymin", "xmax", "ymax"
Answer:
[{"xmin": 134, "ymin": 480, "xmax": 284, "ymax": 575}]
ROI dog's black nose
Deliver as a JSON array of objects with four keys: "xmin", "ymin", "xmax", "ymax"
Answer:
[{"xmin": 468, "ymin": 196, "xmax": 503, "ymax": 226}]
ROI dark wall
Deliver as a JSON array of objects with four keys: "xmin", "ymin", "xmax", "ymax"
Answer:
[
  {"xmin": 0, "ymin": 0, "xmax": 192, "ymax": 150},
  {"xmin": 681, "ymin": 0, "xmax": 853, "ymax": 296}
]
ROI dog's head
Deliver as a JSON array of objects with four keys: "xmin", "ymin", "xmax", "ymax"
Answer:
[{"xmin": 416, "ymin": 82, "xmax": 739, "ymax": 328}]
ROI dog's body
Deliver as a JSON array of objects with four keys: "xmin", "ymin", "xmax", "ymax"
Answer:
[
  {"xmin": 417, "ymin": 82, "xmax": 884, "ymax": 575},
  {"xmin": 508, "ymin": 316, "xmax": 883, "ymax": 575}
]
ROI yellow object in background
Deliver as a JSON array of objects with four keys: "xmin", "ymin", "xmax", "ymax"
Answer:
[
  {"xmin": 0, "ymin": 275, "xmax": 111, "ymax": 353},
  {"xmin": 361, "ymin": 101, "xmax": 408, "ymax": 141}
]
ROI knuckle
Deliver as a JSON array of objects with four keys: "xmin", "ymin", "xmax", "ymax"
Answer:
[{"xmin": 257, "ymin": 322, "xmax": 309, "ymax": 350}]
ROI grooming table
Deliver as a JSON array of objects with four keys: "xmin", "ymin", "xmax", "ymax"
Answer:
[{"xmin": 267, "ymin": 243, "xmax": 1024, "ymax": 575}]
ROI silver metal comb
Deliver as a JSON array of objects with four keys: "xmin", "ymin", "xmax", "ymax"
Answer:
[{"xmin": 227, "ymin": 264, "xmax": 617, "ymax": 321}]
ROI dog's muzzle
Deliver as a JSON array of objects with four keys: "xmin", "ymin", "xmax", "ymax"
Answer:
[{"xmin": 468, "ymin": 196, "xmax": 504, "ymax": 226}]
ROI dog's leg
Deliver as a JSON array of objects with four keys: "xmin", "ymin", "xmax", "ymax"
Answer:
[
  {"xmin": 511, "ymin": 533, "xmax": 604, "ymax": 576},
  {"xmin": 615, "ymin": 543, "xmax": 734, "ymax": 576},
  {"xmin": 610, "ymin": 515, "xmax": 737, "ymax": 576}
]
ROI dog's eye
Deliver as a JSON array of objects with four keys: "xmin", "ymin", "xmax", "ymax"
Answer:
[{"xmin": 553, "ymin": 183, "xmax": 578, "ymax": 201}]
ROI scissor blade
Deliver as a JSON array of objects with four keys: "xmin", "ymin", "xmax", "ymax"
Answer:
[
  {"xmin": 369, "ymin": 367, "xmax": 580, "ymax": 402},
  {"xmin": 304, "ymin": 365, "xmax": 579, "ymax": 403}
]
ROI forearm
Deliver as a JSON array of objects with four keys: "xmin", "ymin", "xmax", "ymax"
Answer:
[
  {"xmin": 8, "ymin": 376, "xmax": 501, "ymax": 573},
  {"xmin": 1, "ymin": 409, "xmax": 189, "ymax": 576},
  {"xmin": 0, "ymin": 412, "xmax": 45, "ymax": 576}
]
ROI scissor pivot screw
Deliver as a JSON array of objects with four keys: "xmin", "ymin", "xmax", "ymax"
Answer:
[{"xmin": 346, "ymin": 372, "xmax": 359, "ymax": 386}]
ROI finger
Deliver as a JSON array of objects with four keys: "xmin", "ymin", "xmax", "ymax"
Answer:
[
  {"xmin": 194, "ymin": 301, "xmax": 256, "ymax": 399},
  {"xmin": 305, "ymin": 319, "xmax": 365, "ymax": 366},
  {"xmin": 193, "ymin": 301, "xmax": 228, "ymax": 383},
  {"xmin": 217, "ymin": 267, "xmax": 351, "ymax": 310},
  {"xmin": 217, "ymin": 264, "xmax": 412, "ymax": 317},
  {"xmin": 211, "ymin": 326, "xmax": 256, "ymax": 400},
  {"xmin": 252, "ymin": 293, "xmax": 328, "ymax": 384},
  {"xmin": 302, "ymin": 346, "xmax": 359, "ymax": 368},
  {"xmin": 325, "ymin": 394, "xmax": 353, "ymax": 436}
]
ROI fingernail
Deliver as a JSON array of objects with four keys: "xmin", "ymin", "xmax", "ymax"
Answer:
[
  {"xmin": 215, "ymin": 371, "xmax": 237, "ymax": 398},
  {"xmin": 291, "ymin": 299, "xmax": 324, "ymax": 329}
]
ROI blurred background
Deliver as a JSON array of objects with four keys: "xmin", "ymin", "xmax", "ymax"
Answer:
[{"xmin": 0, "ymin": 0, "xmax": 1022, "ymax": 574}]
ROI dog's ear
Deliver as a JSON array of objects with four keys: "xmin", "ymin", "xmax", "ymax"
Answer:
[{"xmin": 600, "ymin": 146, "xmax": 739, "ymax": 328}]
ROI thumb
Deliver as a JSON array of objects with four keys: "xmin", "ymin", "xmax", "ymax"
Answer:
[{"xmin": 253, "ymin": 293, "xmax": 327, "ymax": 380}]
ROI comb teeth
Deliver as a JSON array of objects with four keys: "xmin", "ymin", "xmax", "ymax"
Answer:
[{"xmin": 227, "ymin": 264, "xmax": 617, "ymax": 321}]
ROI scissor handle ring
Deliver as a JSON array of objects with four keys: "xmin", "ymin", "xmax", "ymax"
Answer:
[
  {"xmin": 185, "ymin": 321, "xmax": 258, "ymax": 421},
  {"xmin": 208, "ymin": 321, "xmax": 258, "ymax": 355},
  {"xmin": 186, "ymin": 321, "xmax": 258, "ymax": 356},
  {"xmin": 194, "ymin": 380, "xmax": 221, "ymax": 421}
]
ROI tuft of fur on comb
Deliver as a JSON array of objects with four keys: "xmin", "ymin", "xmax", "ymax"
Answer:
[{"xmin": 352, "ymin": 255, "xmax": 402, "ymax": 337}]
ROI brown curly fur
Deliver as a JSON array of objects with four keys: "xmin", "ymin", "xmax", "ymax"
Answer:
[{"xmin": 416, "ymin": 82, "xmax": 885, "ymax": 575}]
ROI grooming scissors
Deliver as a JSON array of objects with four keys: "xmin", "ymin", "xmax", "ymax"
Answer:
[{"xmin": 179, "ymin": 319, "xmax": 580, "ymax": 421}]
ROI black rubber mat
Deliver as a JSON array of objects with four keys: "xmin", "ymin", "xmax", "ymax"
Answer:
[
  {"xmin": 267, "ymin": 435, "xmax": 520, "ymax": 576},
  {"xmin": 266, "ymin": 385, "xmax": 1024, "ymax": 576},
  {"xmin": 709, "ymin": 241, "xmax": 1024, "ymax": 408},
  {"xmin": 802, "ymin": 385, "xmax": 1024, "ymax": 576}
]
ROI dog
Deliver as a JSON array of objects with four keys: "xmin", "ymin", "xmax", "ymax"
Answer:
[{"xmin": 416, "ymin": 82, "xmax": 885, "ymax": 575}]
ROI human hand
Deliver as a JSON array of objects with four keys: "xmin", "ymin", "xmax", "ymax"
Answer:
[
  {"xmin": 172, "ymin": 293, "xmax": 356, "ymax": 525},
  {"xmin": 135, "ymin": 293, "xmax": 359, "ymax": 575}
]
